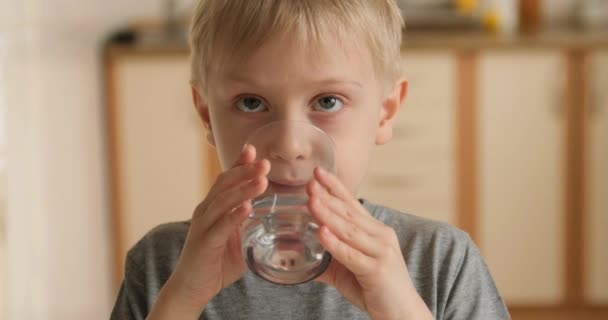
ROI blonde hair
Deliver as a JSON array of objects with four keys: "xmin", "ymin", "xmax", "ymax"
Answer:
[{"xmin": 189, "ymin": 0, "xmax": 404, "ymax": 88}]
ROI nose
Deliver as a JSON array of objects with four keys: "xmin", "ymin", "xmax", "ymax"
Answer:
[{"xmin": 269, "ymin": 125, "xmax": 311, "ymax": 163}]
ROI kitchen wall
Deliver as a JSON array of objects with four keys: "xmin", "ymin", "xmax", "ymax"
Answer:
[
  {"xmin": 542, "ymin": 0, "xmax": 579, "ymax": 25},
  {"xmin": 1, "ymin": 1, "xmax": 194, "ymax": 319},
  {"xmin": 0, "ymin": 76, "xmax": 6, "ymax": 319}
]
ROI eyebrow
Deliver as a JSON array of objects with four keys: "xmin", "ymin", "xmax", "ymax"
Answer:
[
  {"xmin": 223, "ymin": 74, "xmax": 363, "ymax": 89},
  {"xmin": 312, "ymin": 78, "xmax": 363, "ymax": 88}
]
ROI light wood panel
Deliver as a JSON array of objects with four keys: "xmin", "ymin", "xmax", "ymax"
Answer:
[
  {"xmin": 478, "ymin": 50, "xmax": 565, "ymax": 304},
  {"xmin": 359, "ymin": 52, "xmax": 457, "ymax": 224},
  {"xmin": 456, "ymin": 51, "xmax": 479, "ymax": 242},
  {"xmin": 563, "ymin": 50, "xmax": 588, "ymax": 305},
  {"xmin": 509, "ymin": 305, "xmax": 608, "ymax": 320},
  {"xmin": 108, "ymin": 53, "xmax": 210, "ymax": 285},
  {"xmin": 587, "ymin": 50, "xmax": 608, "ymax": 304}
]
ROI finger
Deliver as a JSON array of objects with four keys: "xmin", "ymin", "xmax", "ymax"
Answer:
[
  {"xmin": 194, "ymin": 144, "xmax": 257, "ymax": 215},
  {"xmin": 318, "ymin": 225, "xmax": 374, "ymax": 276},
  {"xmin": 196, "ymin": 175, "xmax": 268, "ymax": 232},
  {"xmin": 309, "ymin": 181, "xmax": 382, "ymax": 235},
  {"xmin": 307, "ymin": 176, "xmax": 383, "ymax": 234},
  {"xmin": 233, "ymin": 144, "xmax": 256, "ymax": 168},
  {"xmin": 204, "ymin": 200, "xmax": 252, "ymax": 248},
  {"xmin": 206, "ymin": 144, "xmax": 261, "ymax": 199},
  {"xmin": 203, "ymin": 158, "xmax": 270, "ymax": 207},
  {"xmin": 308, "ymin": 194, "xmax": 383, "ymax": 257},
  {"xmin": 313, "ymin": 166, "xmax": 352, "ymax": 202}
]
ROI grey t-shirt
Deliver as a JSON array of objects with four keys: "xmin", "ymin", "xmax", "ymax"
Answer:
[{"xmin": 110, "ymin": 199, "xmax": 510, "ymax": 320}]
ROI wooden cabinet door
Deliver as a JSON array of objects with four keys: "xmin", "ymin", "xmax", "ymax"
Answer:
[
  {"xmin": 359, "ymin": 52, "xmax": 457, "ymax": 224},
  {"xmin": 108, "ymin": 53, "xmax": 214, "ymax": 284},
  {"xmin": 586, "ymin": 50, "xmax": 608, "ymax": 304},
  {"xmin": 478, "ymin": 50, "xmax": 566, "ymax": 305}
]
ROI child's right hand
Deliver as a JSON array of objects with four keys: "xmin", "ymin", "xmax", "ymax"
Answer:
[{"xmin": 148, "ymin": 145, "xmax": 269, "ymax": 318}]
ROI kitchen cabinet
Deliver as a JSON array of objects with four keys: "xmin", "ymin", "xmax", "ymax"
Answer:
[
  {"xmin": 107, "ymin": 52, "xmax": 217, "ymax": 281},
  {"xmin": 359, "ymin": 52, "xmax": 457, "ymax": 224},
  {"xmin": 478, "ymin": 50, "xmax": 566, "ymax": 304},
  {"xmin": 104, "ymin": 34, "xmax": 608, "ymax": 318}
]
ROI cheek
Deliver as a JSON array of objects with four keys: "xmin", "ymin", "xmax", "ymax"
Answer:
[
  {"xmin": 209, "ymin": 113, "xmax": 252, "ymax": 170},
  {"xmin": 213, "ymin": 129, "xmax": 244, "ymax": 170},
  {"xmin": 333, "ymin": 129, "xmax": 376, "ymax": 195},
  {"xmin": 327, "ymin": 108, "xmax": 378, "ymax": 193}
]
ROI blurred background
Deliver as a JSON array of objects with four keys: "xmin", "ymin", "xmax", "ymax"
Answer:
[{"xmin": 1, "ymin": 0, "xmax": 607, "ymax": 319}]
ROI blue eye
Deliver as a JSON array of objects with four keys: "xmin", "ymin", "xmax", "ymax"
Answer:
[
  {"xmin": 236, "ymin": 97, "xmax": 267, "ymax": 112},
  {"xmin": 314, "ymin": 96, "xmax": 344, "ymax": 113}
]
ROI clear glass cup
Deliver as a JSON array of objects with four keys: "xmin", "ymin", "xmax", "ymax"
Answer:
[{"xmin": 241, "ymin": 121, "xmax": 336, "ymax": 285}]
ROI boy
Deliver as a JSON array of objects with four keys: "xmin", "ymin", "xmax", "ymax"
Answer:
[{"xmin": 111, "ymin": 1, "xmax": 510, "ymax": 319}]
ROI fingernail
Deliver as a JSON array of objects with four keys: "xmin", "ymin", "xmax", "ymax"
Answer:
[
  {"xmin": 241, "ymin": 143, "xmax": 249, "ymax": 153},
  {"xmin": 321, "ymin": 226, "xmax": 333, "ymax": 238},
  {"xmin": 317, "ymin": 166, "xmax": 326, "ymax": 174}
]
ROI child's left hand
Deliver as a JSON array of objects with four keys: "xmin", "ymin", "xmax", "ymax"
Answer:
[{"xmin": 307, "ymin": 167, "xmax": 433, "ymax": 320}]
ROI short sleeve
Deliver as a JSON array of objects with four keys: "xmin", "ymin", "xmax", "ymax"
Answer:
[
  {"xmin": 443, "ymin": 235, "xmax": 510, "ymax": 320},
  {"xmin": 109, "ymin": 221, "xmax": 189, "ymax": 319},
  {"xmin": 110, "ymin": 254, "xmax": 149, "ymax": 320}
]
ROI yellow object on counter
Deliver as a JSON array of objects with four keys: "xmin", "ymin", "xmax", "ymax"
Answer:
[
  {"xmin": 457, "ymin": 0, "xmax": 478, "ymax": 15},
  {"xmin": 483, "ymin": 9, "xmax": 502, "ymax": 33}
]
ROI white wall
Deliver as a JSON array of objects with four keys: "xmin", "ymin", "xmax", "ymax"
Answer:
[
  {"xmin": 0, "ymin": 44, "xmax": 6, "ymax": 319},
  {"xmin": 0, "ymin": 1, "xmax": 194, "ymax": 319}
]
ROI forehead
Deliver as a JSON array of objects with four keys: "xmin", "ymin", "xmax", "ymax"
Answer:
[{"xmin": 212, "ymin": 32, "xmax": 376, "ymax": 87}]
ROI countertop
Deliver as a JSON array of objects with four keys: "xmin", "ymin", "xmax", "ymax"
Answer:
[
  {"xmin": 104, "ymin": 29, "xmax": 608, "ymax": 58},
  {"xmin": 401, "ymin": 29, "xmax": 608, "ymax": 50}
]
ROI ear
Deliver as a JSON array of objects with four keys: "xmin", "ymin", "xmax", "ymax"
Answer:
[
  {"xmin": 191, "ymin": 82, "xmax": 216, "ymax": 147},
  {"xmin": 375, "ymin": 79, "xmax": 408, "ymax": 145}
]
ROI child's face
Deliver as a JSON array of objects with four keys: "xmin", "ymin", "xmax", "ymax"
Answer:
[{"xmin": 193, "ymin": 32, "xmax": 406, "ymax": 195}]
